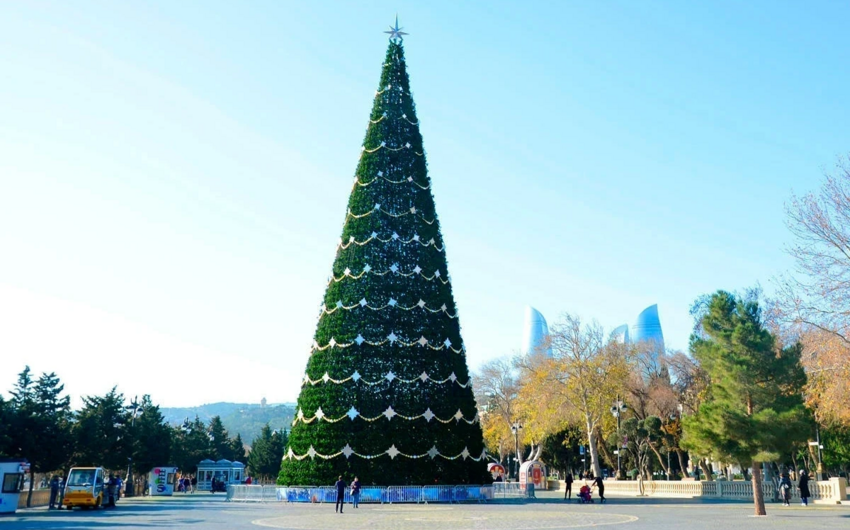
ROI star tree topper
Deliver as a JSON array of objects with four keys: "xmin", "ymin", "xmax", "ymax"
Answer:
[{"xmin": 384, "ymin": 15, "xmax": 408, "ymax": 42}]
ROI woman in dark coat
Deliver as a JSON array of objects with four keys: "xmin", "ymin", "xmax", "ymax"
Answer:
[{"xmin": 798, "ymin": 469, "xmax": 811, "ymax": 506}]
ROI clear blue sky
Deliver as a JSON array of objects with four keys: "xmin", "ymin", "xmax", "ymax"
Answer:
[{"xmin": 1, "ymin": 1, "xmax": 848, "ymax": 407}]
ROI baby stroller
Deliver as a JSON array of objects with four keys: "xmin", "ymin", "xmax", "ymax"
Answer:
[{"xmin": 578, "ymin": 485, "xmax": 593, "ymax": 504}]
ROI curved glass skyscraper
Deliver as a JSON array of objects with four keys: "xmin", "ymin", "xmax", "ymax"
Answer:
[
  {"xmin": 522, "ymin": 306, "xmax": 553, "ymax": 357},
  {"xmin": 610, "ymin": 324, "xmax": 630, "ymax": 344},
  {"xmin": 631, "ymin": 304, "xmax": 665, "ymax": 353}
]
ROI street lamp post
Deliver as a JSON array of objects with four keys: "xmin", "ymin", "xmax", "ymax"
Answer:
[
  {"xmin": 610, "ymin": 395, "xmax": 628, "ymax": 479},
  {"xmin": 510, "ymin": 422, "xmax": 522, "ymax": 479},
  {"xmin": 125, "ymin": 396, "xmax": 141, "ymax": 497},
  {"xmin": 816, "ymin": 423, "xmax": 825, "ymax": 480}
]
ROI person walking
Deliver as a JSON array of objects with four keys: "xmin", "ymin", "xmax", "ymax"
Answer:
[
  {"xmin": 351, "ymin": 477, "xmax": 361, "ymax": 509},
  {"xmin": 48, "ymin": 475, "xmax": 60, "ymax": 509},
  {"xmin": 57, "ymin": 476, "xmax": 65, "ymax": 509},
  {"xmin": 334, "ymin": 476, "xmax": 346, "ymax": 513},
  {"xmin": 591, "ymin": 475, "xmax": 606, "ymax": 503},
  {"xmin": 564, "ymin": 472, "xmax": 573, "ymax": 501},
  {"xmin": 106, "ymin": 474, "xmax": 117, "ymax": 507},
  {"xmin": 191, "ymin": 475, "xmax": 197, "ymax": 494},
  {"xmin": 779, "ymin": 472, "xmax": 793, "ymax": 506},
  {"xmin": 798, "ymin": 469, "xmax": 810, "ymax": 506}
]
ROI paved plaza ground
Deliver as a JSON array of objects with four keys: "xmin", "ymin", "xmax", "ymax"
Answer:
[{"xmin": 2, "ymin": 492, "xmax": 848, "ymax": 530}]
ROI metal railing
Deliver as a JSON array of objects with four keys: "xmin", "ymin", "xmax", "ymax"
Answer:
[{"xmin": 228, "ymin": 484, "xmax": 531, "ymax": 504}]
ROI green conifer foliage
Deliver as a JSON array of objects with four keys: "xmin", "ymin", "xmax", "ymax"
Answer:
[{"xmin": 279, "ymin": 40, "xmax": 487, "ymax": 486}]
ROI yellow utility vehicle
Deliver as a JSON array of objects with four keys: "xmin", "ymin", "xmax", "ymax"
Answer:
[{"xmin": 63, "ymin": 467, "xmax": 105, "ymax": 509}]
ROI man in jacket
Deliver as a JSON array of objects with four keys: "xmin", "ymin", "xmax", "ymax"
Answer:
[
  {"xmin": 334, "ymin": 476, "xmax": 346, "ymax": 513},
  {"xmin": 564, "ymin": 473, "xmax": 573, "ymax": 501}
]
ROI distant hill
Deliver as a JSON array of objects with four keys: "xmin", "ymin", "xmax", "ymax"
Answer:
[{"xmin": 161, "ymin": 402, "xmax": 296, "ymax": 444}]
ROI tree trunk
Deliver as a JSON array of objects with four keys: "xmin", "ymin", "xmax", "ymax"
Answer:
[
  {"xmin": 751, "ymin": 461, "xmax": 767, "ymax": 516},
  {"xmin": 594, "ymin": 427, "xmax": 616, "ymax": 471},
  {"xmin": 648, "ymin": 443, "xmax": 669, "ymax": 477},
  {"xmin": 27, "ymin": 470, "xmax": 34, "ymax": 508},
  {"xmin": 586, "ymin": 422, "xmax": 603, "ymax": 478},
  {"xmin": 699, "ymin": 459, "xmax": 713, "ymax": 481},
  {"xmin": 676, "ymin": 449, "xmax": 688, "ymax": 479}
]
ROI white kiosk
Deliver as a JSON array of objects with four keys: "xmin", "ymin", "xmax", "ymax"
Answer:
[
  {"xmin": 0, "ymin": 459, "xmax": 27, "ymax": 514},
  {"xmin": 148, "ymin": 467, "xmax": 177, "ymax": 496},
  {"xmin": 196, "ymin": 459, "xmax": 245, "ymax": 491},
  {"xmin": 519, "ymin": 460, "xmax": 547, "ymax": 491}
]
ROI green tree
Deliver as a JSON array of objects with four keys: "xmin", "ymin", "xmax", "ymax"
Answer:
[
  {"xmin": 74, "ymin": 387, "xmax": 130, "ymax": 470},
  {"xmin": 7, "ymin": 367, "xmax": 74, "ymax": 507},
  {"xmin": 540, "ymin": 426, "xmax": 583, "ymax": 476},
  {"xmin": 230, "ymin": 433, "xmax": 246, "ymax": 463},
  {"xmin": 0, "ymin": 395, "xmax": 11, "ymax": 456},
  {"xmin": 130, "ymin": 395, "xmax": 172, "ymax": 475},
  {"xmin": 171, "ymin": 416, "xmax": 212, "ymax": 474},
  {"xmin": 248, "ymin": 425, "xmax": 286, "ymax": 482},
  {"xmin": 682, "ymin": 291, "xmax": 810, "ymax": 516},
  {"xmin": 208, "ymin": 416, "xmax": 233, "ymax": 461},
  {"xmin": 821, "ymin": 424, "xmax": 850, "ymax": 477},
  {"xmin": 278, "ymin": 36, "xmax": 487, "ymax": 485}
]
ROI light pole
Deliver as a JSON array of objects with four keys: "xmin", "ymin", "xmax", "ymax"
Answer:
[
  {"xmin": 511, "ymin": 422, "xmax": 522, "ymax": 478},
  {"xmin": 815, "ymin": 423, "xmax": 824, "ymax": 480},
  {"xmin": 125, "ymin": 396, "xmax": 141, "ymax": 497},
  {"xmin": 610, "ymin": 395, "xmax": 627, "ymax": 479}
]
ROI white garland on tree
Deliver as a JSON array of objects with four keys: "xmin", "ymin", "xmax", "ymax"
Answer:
[
  {"xmin": 326, "ymin": 264, "xmax": 450, "ymax": 286},
  {"xmin": 319, "ymin": 297, "xmax": 457, "ymax": 318},
  {"xmin": 337, "ymin": 232, "xmax": 444, "ymax": 251},
  {"xmin": 292, "ymin": 404, "xmax": 479, "ymax": 425},
  {"xmin": 283, "ymin": 444, "xmax": 487, "ymax": 462},
  {"xmin": 310, "ymin": 333, "xmax": 463, "ymax": 353},
  {"xmin": 347, "ymin": 204, "xmax": 435, "ymax": 224},
  {"xmin": 301, "ymin": 370, "xmax": 470, "ymax": 388}
]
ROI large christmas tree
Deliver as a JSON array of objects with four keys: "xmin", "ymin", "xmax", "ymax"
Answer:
[{"xmin": 278, "ymin": 29, "xmax": 488, "ymax": 486}]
